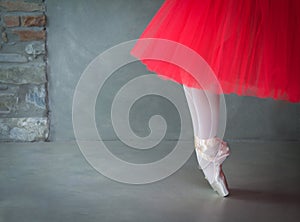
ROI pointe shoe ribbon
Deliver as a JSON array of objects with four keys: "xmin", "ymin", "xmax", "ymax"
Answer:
[
  {"xmin": 194, "ymin": 136, "xmax": 230, "ymax": 197},
  {"xmin": 194, "ymin": 136, "xmax": 230, "ymax": 170}
]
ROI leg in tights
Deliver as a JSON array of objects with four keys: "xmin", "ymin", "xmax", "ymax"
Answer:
[
  {"xmin": 182, "ymin": 84, "xmax": 230, "ymax": 197},
  {"xmin": 183, "ymin": 85, "xmax": 220, "ymax": 140}
]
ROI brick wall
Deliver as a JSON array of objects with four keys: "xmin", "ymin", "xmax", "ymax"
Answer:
[{"xmin": 0, "ymin": 0, "xmax": 48, "ymax": 141}]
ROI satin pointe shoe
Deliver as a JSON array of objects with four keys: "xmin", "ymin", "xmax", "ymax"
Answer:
[{"xmin": 194, "ymin": 135, "xmax": 230, "ymax": 197}]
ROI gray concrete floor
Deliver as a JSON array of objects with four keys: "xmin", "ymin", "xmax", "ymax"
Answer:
[{"xmin": 0, "ymin": 141, "xmax": 300, "ymax": 222}]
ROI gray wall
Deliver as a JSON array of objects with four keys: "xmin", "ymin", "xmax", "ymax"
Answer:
[{"xmin": 47, "ymin": 0, "xmax": 300, "ymax": 142}]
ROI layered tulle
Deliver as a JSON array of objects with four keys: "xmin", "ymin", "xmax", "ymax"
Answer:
[{"xmin": 131, "ymin": 0, "xmax": 300, "ymax": 102}]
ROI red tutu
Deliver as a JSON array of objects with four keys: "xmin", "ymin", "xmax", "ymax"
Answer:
[{"xmin": 131, "ymin": 0, "xmax": 300, "ymax": 102}]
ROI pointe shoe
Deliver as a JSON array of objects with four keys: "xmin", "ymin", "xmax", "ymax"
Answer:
[{"xmin": 194, "ymin": 136, "xmax": 230, "ymax": 197}]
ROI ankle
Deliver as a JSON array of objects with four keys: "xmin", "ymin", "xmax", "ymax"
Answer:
[{"xmin": 194, "ymin": 136, "xmax": 220, "ymax": 158}]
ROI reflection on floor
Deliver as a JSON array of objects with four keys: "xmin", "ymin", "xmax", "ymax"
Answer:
[{"xmin": 0, "ymin": 141, "xmax": 299, "ymax": 222}]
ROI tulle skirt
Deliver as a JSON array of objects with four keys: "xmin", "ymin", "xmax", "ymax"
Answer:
[{"xmin": 131, "ymin": 0, "xmax": 300, "ymax": 102}]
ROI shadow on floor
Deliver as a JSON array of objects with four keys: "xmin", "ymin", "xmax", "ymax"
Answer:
[{"xmin": 229, "ymin": 188, "xmax": 300, "ymax": 205}]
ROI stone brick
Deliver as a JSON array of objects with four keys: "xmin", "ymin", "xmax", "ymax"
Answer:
[
  {"xmin": 13, "ymin": 29, "xmax": 45, "ymax": 41},
  {"xmin": 0, "ymin": 1, "xmax": 48, "ymax": 142},
  {"xmin": 0, "ymin": 84, "xmax": 47, "ymax": 118},
  {"xmin": 21, "ymin": 15, "xmax": 46, "ymax": 27},
  {"xmin": 0, "ymin": 84, "xmax": 9, "ymax": 91},
  {"xmin": 0, "ymin": 84, "xmax": 18, "ymax": 116},
  {"xmin": 0, "ymin": 117, "xmax": 49, "ymax": 141},
  {"xmin": 25, "ymin": 84, "xmax": 46, "ymax": 109},
  {"xmin": 0, "ymin": 63, "xmax": 46, "ymax": 84},
  {"xmin": 0, "ymin": 1, "xmax": 45, "ymax": 12},
  {"xmin": 3, "ymin": 15, "xmax": 20, "ymax": 27},
  {"xmin": 0, "ymin": 53, "xmax": 27, "ymax": 63},
  {"xmin": 25, "ymin": 41, "xmax": 45, "ymax": 56},
  {"xmin": 0, "ymin": 39, "xmax": 30, "ymax": 54},
  {"xmin": 0, "ymin": 90, "xmax": 17, "ymax": 115},
  {"xmin": 2, "ymin": 32, "xmax": 8, "ymax": 43},
  {"xmin": 3, "ymin": 30, "xmax": 21, "ymax": 43},
  {"xmin": 24, "ymin": 0, "xmax": 44, "ymax": 3}
]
